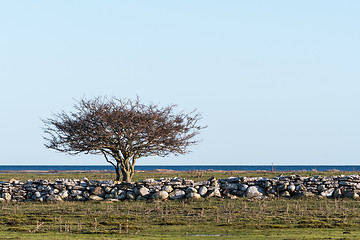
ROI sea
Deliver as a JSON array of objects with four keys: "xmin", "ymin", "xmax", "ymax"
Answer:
[{"xmin": 0, "ymin": 165, "xmax": 359, "ymax": 172}]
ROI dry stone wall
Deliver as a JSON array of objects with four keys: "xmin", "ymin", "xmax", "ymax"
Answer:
[{"xmin": 1, "ymin": 174, "xmax": 360, "ymax": 202}]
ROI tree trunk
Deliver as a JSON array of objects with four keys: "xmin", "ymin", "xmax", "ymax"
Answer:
[
  {"xmin": 115, "ymin": 166, "xmax": 120, "ymax": 181},
  {"xmin": 121, "ymin": 167, "xmax": 132, "ymax": 183}
]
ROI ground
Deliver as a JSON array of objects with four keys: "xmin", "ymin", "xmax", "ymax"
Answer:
[{"xmin": 0, "ymin": 170, "xmax": 359, "ymax": 239}]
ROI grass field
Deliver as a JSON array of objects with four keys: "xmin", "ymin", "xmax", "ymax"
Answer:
[{"xmin": 0, "ymin": 171, "xmax": 359, "ymax": 239}]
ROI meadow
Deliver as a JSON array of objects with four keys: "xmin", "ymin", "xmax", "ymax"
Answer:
[{"xmin": 0, "ymin": 171, "xmax": 359, "ymax": 239}]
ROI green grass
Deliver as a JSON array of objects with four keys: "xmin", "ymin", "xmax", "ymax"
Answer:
[
  {"xmin": 0, "ymin": 170, "xmax": 359, "ymax": 239},
  {"xmin": 0, "ymin": 196, "xmax": 359, "ymax": 239},
  {"xmin": 1, "ymin": 170, "xmax": 358, "ymax": 182}
]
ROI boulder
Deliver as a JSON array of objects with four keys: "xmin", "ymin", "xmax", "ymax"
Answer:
[
  {"xmin": 169, "ymin": 190, "xmax": 185, "ymax": 200},
  {"xmin": 151, "ymin": 191, "xmax": 169, "ymax": 200},
  {"xmin": 82, "ymin": 191, "xmax": 90, "ymax": 199},
  {"xmin": 287, "ymin": 184, "xmax": 296, "ymax": 193},
  {"xmin": 2, "ymin": 193, "xmax": 11, "ymax": 202},
  {"xmin": 246, "ymin": 186, "xmax": 264, "ymax": 198},
  {"xmin": 47, "ymin": 194, "xmax": 63, "ymax": 201},
  {"xmin": 139, "ymin": 187, "xmax": 150, "ymax": 197},
  {"xmin": 297, "ymin": 191, "xmax": 315, "ymax": 197},
  {"xmin": 222, "ymin": 183, "xmax": 238, "ymax": 191},
  {"xmin": 198, "ymin": 186, "xmax": 208, "ymax": 196},
  {"xmin": 321, "ymin": 188, "xmax": 334, "ymax": 198},
  {"xmin": 277, "ymin": 183, "xmax": 288, "ymax": 192},
  {"xmin": 115, "ymin": 190, "xmax": 127, "ymax": 200},
  {"xmin": 104, "ymin": 194, "xmax": 112, "ymax": 199},
  {"xmin": 343, "ymin": 191, "xmax": 359, "ymax": 199},
  {"xmin": 333, "ymin": 188, "xmax": 342, "ymax": 198},
  {"xmin": 74, "ymin": 195, "xmax": 86, "ymax": 201},
  {"xmin": 136, "ymin": 195, "xmax": 148, "ymax": 201},
  {"xmin": 205, "ymin": 188, "xmax": 221, "ymax": 198},
  {"xmin": 32, "ymin": 191, "xmax": 42, "ymax": 200},
  {"xmin": 264, "ymin": 181, "xmax": 272, "ymax": 188},
  {"xmin": 141, "ymin": 178, "xmax": 154, "ymax": 184},
  {"xmin": 186, "ymin": 193, "xmax": 201, "ymax": 199},
  {"xmin": 162, "ymin": 186, "xmax": 173, "ymax": 193},
  {"xmin": 238, "ymin": 184, "xmax": 248, "ymax": 192},
  {"xmin": 71, "ymin": 190, "xmax": 83, "ymax": 197},
  {"xmin": 279, "ymin": 191, "xmax": 290, "ymax": 197},
  {"xmin": 89, "ymin": 195, "xmax": 104, "ymax": 201},
  {"xmin": 92, "ymin": 186, "xmax": 105, "ymax": 196},
  {"xmin": 127, "ymin": 191, "xmax": 137, "ymax": 200},
  {"xmin": 318, "ymin": 185, "xmax": 327, "ymax": 192},
  {"xmin": 185, "ymin": 187, "xmax": 197, "ymax": 194},
  {"xmin": 104, "ymin": 187, "xmax": 112, "ymax": 193},
  {"xmin": 59, "ymin": 190, "xmax": 69, "ymax": 199}
]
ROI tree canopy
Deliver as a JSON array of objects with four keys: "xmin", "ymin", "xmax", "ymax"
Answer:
[{"xmin": 43, "ymin": 97, "xmax": 205, "ymax": 182}]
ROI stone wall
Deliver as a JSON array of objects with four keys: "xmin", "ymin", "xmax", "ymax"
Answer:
[{"xmin": 1, "ymin": 174, "xmax": 360, "ymax": 202}]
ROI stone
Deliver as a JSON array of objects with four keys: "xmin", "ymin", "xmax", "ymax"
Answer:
[
  {"xmin": 277, "ymin": 183, "xmax": 288, "ymax": 192},
  {"xmin": 298, "ymin": 191, "xmax": 315, "ymax": 197},
  {"xmin": 33, "ymin": 191, "xmax": 42, "ymax": 199},
  {"xmin": 198, "ymin": 186, "xmax": 208, "ymax": 196},
  {"xmin": 169, "ymin": 190, "xmax": 185, "ymax": 200},
  {"xmin": 104, "ymin": 193, "xmax": 112, "ymax": 199},
  {"xmin": 295, "ymin": 184, "xmax": 306, "ymax": 192},
  {"xmin": 2, "ymin": 193, "xmax": 11, "ymax": 202},
  {"xmin": 92, "ymin": 186, "xmax": 105, "ymax": 196},
  {"xmin": 264, "ymin": 181, "xmax": 272, "ymax": 188},
  {"xmin": 186, "ymin": 193, "xmax": 201, "ymax": 199},
  {"xmin": 343, "ymin": 191, "xmax": 359, "ymax": 199},
  {"xmin": 74, "ymin": 195, "xmax": 86, "ymax": 201},
  {"xmin": 59, "ymin": 190, "xmax": 69, "ymax": 199},
  {"xmin": 47, "ymin": 194, "xmax": 63, "ymax": 201},
  {"xmin": 185, "ymin": 187, "xmax": 198, "ymax": 194},
  {"xmin": 205, "ymin": 188, "xmax": 221, "ymax": 198},
  {"xmin": 136, "ymin": 195, "xmax": 148, "ymax": 201},
  {"xmin": 238, "ymin": 184, "xmax": 248, "ymax": 192},
  {"xmin": 287, "ymin": 184, "xmax": 296, "ymax": 193},
  {"xmin": 321, "ymin": 188, "xmax": 334, "ymax": 197},
  {"xmin": 110, "ymin": 188, "xmax": 119, "ymax": 198},
  {"xmin": 246, "ymin": 186, "xmax": 264, "ymax": 198},
  {"xmin": 9, "ymin": 179, "xmax": 20, "ymax": 184},
  {"xmin": 51, "ymin": 189, "xmax": 60, "ymax": 194},
  {"xmin": 193, "ymin": 181, "xmax": 210, "ymax": 187},
  {"xmin": 227, "ymin": 177, "xmax": 237, "ymax": 183},
  {"xmin": 104, "ymin": 199, "xmax": 119, "ymax": 202},
  {"xmin": 104, "ymin": 187, "xmax": 112, "ymax": 193},
  {"xmin": 139, "ymin": 187, "xmax": 150, "ymax": 197},
  {"xmin": 333, "ymin": 188, "xmax": 342, "ymax": 198},
  {"xmin": 279, "ymin": 191, "xmax": 290, "ymax": 197},
  {"xmin": 207, "ymin": 177, "xmax": 216, "ymax": 182},
  {"xmin": 89, "ymin": 195, "xmax": 104, "ymax": 201},
  {"xmin": 222, "ymin": 183, "xmax": 238, "ymax": 191},
  {"xmin": 151, "ymin": 191, "xmax": 169, "ymax": 200},
  {"xmin": 115, "ymin": 190, "xmax": 127, "ymax": 200},
  {"xmin": 318, "ymin": 185, "xmax": 327, "ymax": 192},
  {"xmin": 71, "ymin": 190, "xmax": 83, "ymax": 197},
  {"xmin": 127, "ymin": 191, "xmax": 137, "ymax": 200},
  {"xmin": 141, "ymin": 178, "xmax": 155, "ymax": 184},
  {"xmin": 82, "ymin": 191, "xmax": 90, "ymax": 199},
  {"xmin": 81, "ymin": 177, "xmax": 89, "ymax": 182},
  {"xmin": 162, "ymin": 185, "xmax": 173, "ymax": 193}
]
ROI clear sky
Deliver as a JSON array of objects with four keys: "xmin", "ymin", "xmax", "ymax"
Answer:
[{"xmin": 1, "ymin": 1, "xmax": 359, "ymax": 166}]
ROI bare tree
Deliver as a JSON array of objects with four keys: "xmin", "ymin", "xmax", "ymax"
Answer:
[{"xmin": 43, "ymin": 97, "xmax": 205, "ymax": 182}]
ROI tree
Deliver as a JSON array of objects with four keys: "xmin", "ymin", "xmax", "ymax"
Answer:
[{"xmin": 43, "ymin": 97, "xmax": 205, "ymax": 182}]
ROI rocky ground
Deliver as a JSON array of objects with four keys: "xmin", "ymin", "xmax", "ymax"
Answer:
[{"xmin": 1, "ymin": 174, "xmax": 360, "ymax": 202}]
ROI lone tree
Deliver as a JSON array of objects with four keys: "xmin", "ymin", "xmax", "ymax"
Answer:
[{"xmin": 43, "ymin": 97, "xmax": 205, "ymax": 182}]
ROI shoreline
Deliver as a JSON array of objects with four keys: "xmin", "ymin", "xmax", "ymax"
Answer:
[{"xmin": 0, "ymin": 168, "xmax": 348, "ymax": 174}]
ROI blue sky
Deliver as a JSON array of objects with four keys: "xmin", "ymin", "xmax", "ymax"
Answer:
[{"xmin": 0, "ymin": 1, "xmax": 359, "ymax": 165}]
